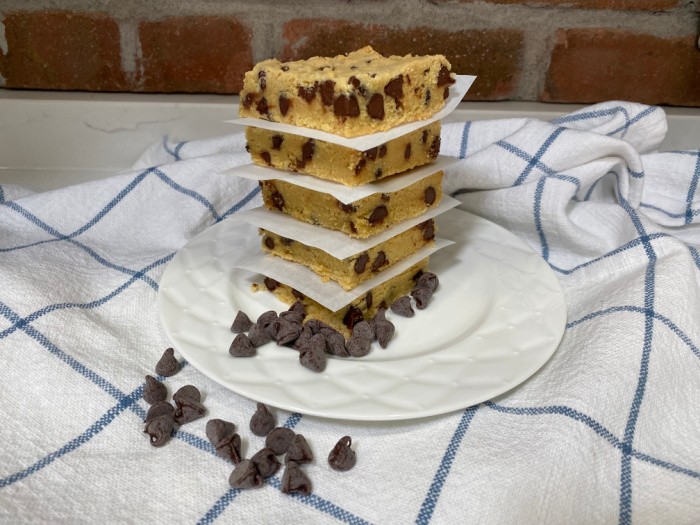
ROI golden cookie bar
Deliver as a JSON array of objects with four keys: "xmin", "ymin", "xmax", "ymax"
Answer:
[
  {"xmin": 260, "ymin": 219, "xmax": 435, "ymax": 291},
  {"xmin": 239, "ymin": 46, "xmax": 455, "ymax": 137},
  {"xmin": 258, "ymin": 259, "xmax": 430, "ymax": 336},
  {"xmin": 259, "ymin": 170, "xmax": 443, "ymax": 239},
  {"xmin": 245, "ymin": 122, "xmax": 441, "ymax": 186}
]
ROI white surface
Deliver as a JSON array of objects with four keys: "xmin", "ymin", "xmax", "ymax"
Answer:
[
  {"xmin": 227, "ymin": 75, "xmax": 476, "ymax": 150},
  {"xmin": 1, "ymin": 89, "xmax": 698, "ymax": 191},
  {"xmin": 222, "ymin": 155, "xmax": 457, "ymax": 203},
  {"xmin": 157, "ymin": 208, "xmax": 567, "ymax": 421}
]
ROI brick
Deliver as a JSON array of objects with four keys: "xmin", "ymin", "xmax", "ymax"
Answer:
[
  {"xmin": 139, "ymin": 16, "xmax": 253, "ymax": 93},
  {"xmin": 0, "ymin": 11, "xmax": 127, "ymax": 91},
  {"xmin": 541, "ymin": 30, "xmax": 700, "ymax": 107},
  {"xmin": 282, "ymin": 19, "xmax": 523, "ymax": 100},
  {"xmin": 452, "ymin": 0, "xmax": 679, "ymax": 9}
]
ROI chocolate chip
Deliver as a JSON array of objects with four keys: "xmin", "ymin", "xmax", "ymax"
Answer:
[
  {"xmin": 297, "ymin": 84, "xmax": 317, "ymax": 102},
  {"xmin": 272, "ymin": 134, "xmax": 284, "ymax": 150},
  {"xmin": 374, "ymin": 168, "xmax": 383, "ymax": 179},
  {"xmin": 266, "ymin": 317, "xmax": 282, "ymax": 339},
  {"xmin": 328, "ymin": 436, "xmax": 356, "ymax": 471},
  {"xmin": 300, "ymin": 335, "xmax": 327, "ymax": 372},
  {"xmin": 301, "ymin": 139, "xmax": 315, "ymax": 161},
  {"xmin": 217, "ymin": 433, "xmax": 242, "ymax": 464},
  {"xmin": 417, "ymin": 272, "xmax": 439, "ymax": 292},
  {"xmin": 346, "ymin": 336, "xmax": 371, "ymax": 358},
  {"xmin": 338, "ymin": 201, "xmax": 357, "ymax": 213},
  {"xmin": 294, "ymin": 326, "xmax": 313, "ymax": 351},
  {"xmin": 251, "ymin": 447, "xmax": 280, "ymax": 478},
  {"xmin": 257, "ymin": 311, "xmax": 278, "ymax": 328},
  {"xmin": 419, "ymin": 219, "xmax": 435, "ymax": 241},
  {"xmin": 354, "ymin": 158, "xmax": 366, "ymax": 176},
  {"xmin": 437, "ymin": 65, "xmax": 455, "ymax": 87},
  {"xmin": 242, "ymin": 92, "xmax": 256, "ymax": 109},
  {"xmin": 424, "ymin": 186, "xmax": 437, "ymax": 206},
  {"xmin": 144, "ymin": 414, "xmax": 174, "ymax": 447},
  {"xmin": 174, "ymin": 397, "xmax": 206, "ymax": 425},
  {"xmin": 286, "ymin": 434, "xmax": 313, "ymax": 464},
  {"xmin": 422, "ymin": 129, "xmax": 429, "ymax": 144},
  {"xmin": 144, "ymin": 376, "xmax": 166, "ymax": 405},
  {"xmin": 352, "ymin": 320, "xmax": 375, "ymax": 342},
  {"xmin": 368, "ymin": 205, "xmax": 388, "ymax": 225},
  {"xmin": 275, "ymin": 318, "xmax": 302, "ymax": 345},
  {"xmin": 404, "ymin": 143, "xmax": 412, "ymax": 160},
  {"xmin": 281, "ymin": 461, "xmax": 312, "ymax": 495},
  {"xmin": 305, "ymin": 319, "xmax": 332, "ymax": 334},
  {"xmin": 333, "ymin": 94, "xmax": 360, "ymax": 117},
  {"xmin": 231, "ymin": 311, "xmax": 253, "ymax": 333},
  {"xmin": 229, "ymin": 459, "xmax": 263, "ymax": 489},
  {"xmin": 324, "ymin": 329, "xmax": 348, "ymax": 357},
  {"xmin": 207, "ymin": 419, "xmax": 242, "ymax": 463},
  {"xmin": 384, "ymin": 75, "xmax": 404, "ymax": 107},
  {"xmin": 266, "ymin": 427, "xmax": 296, "ymax": 455},
  {"xmin": 343, "ymin": 305, "xmax": 364, "ymax": 329},
  {"xmin": 173, "ymin": 384, "xmax": 201, "ymax": 404},
  {"xmin": 270, "ymin": 191, "xmax": 284, "ymax": 211},
  {"xmin": 443, "ymin": 86, "xmax": 450, "ymax": 100},
  {"xmin": 258, "ymin": 69, "xmax": 267, "ymax": 90},
  {"xmin": 250, "ymin": 403, "xmax": 276, "ymax": 436},
  {"xmin": 367, "ymin": 93, "xmax": 385, "ymax": 120},
  {"xmin": 378, "ymin": 144, "xmax": 387, "ymax": 157},
  {"xmin": 364, "ymin": 147, "xmax": 378, "ymax": 160},
  {"xmin": 264, "ymin": 236, "xmax": 275, "ymax": 250},
  {"xmin": 349, "ymin": 76, "xmax": 361, "ymax": 89},
  {"xmin": 429, "ymin": 136, "xmax": 441, "ymax": 159},
  {"xmin": 425, "ymin": 89, "xmax": 431, "ymax": 105},
  {"xmin": 319, "ymin": 80, "xmax": 335, "ymax": 106},
  {"xmin": 264, "ymin": 277, "xmax": 278, "ymax": 291},
  {"xmin": 381, "ymin": 193, "xmax": 390, "ymax": 202},
  {"xmin": 145, "ymin": 401, "xmax": 174, "ymax": 423},
  {"xmin": 372, "ymin": 251, "xmax": 387, "ymax": 271},
  {"xmin": 229, "ymin": 333, "xmax": 256, "ymax": 357},
  {"xmin": 255, "ymin": 97, "xmax": 269, "ymax": 116},
  {"xmin": 349, "ymin": 222, "xmax": 358, "ymax": 234},
  {"xmin": 390, "ymin": 296, "xmax": 414, "ymax": 317},
  {"xmin": 279, "ymin": 95, "xmax": 291, "ymax": 116},
  {"xmin": 374, "ymin": 318, "xmax": 395, "ymax": 349},
  {"xmin": 412, "ymin": 286, "xmax": 433, "ymax": 310},
  {"xmin": 354, "ymin": 253, "xmax": 369, "ymax": 274},
  {"xmin": 281, "ymin": 65, "xmax": 289, "ymax": 72},
  {"xmin": 281, "ymin": 237, "xmax": 294, "ymax": 246},
  {"xmin": 260, "ymin": 151, "xmax": 272, "ymax": 166},
  {"xmin": 155, "ymin": 348, "xmax": 179, "ymax": 377},
  {"xmin": 366, "ymin": 291, "xmax": 373, "ymax": 309},
  {"xmin": 249, "ymin": 323, "xmax": 272, "ymax": 347},
  {"xmin": 279, "ymin": 309, "xmax": 304, "ymax": 325}
]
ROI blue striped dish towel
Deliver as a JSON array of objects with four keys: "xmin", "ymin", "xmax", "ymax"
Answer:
[{"xmin": 1, "ymin": 101, "xmax": 698, "ymax": 524}]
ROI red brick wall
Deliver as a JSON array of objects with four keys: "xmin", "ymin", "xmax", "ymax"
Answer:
[{"xmin": 0, "ymin": 2, "xmax": 698, "ymax": 106}]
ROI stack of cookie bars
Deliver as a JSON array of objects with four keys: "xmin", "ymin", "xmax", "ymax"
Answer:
[{"xmin": 238, "ymin": 47, "xmax": 456, "ymax": 336}]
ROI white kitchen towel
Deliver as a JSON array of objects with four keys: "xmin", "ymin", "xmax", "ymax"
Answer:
[{"xmin": 1, "ymin": 101, "xmax": 698, "ymax": 524}]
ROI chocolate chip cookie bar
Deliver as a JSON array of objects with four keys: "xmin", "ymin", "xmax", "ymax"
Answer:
[
  {"xmin": 260, "ymin": 259, "xmax": 430, "ymax": 335},
  {"xmin": 239, "ymin": 46, "xmax": 455, "ymax": 137},
  {"xmin": 245, "ymin": 122, "xmax": 441, "ymax": 186},
  {"xmin": 260, "ymin": 219, "xmax": 435, "ymax": 291},
  {"xmin": 259, "ymin": 171, "xmax": 442, "ymax": 238}
]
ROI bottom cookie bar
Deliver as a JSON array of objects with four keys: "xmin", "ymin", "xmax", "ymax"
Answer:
[{"xmin": 258, "ymin": 259, "xmax": 429, "ymax": 336}]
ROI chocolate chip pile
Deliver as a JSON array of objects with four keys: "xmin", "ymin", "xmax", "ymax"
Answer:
[
  {"xmin": 142, "ymin": 350, "xmax": 356, "ymax": 496},
  {"xmin": 230, "ymin": 272, "xmax": 439, "ymax": 372}
]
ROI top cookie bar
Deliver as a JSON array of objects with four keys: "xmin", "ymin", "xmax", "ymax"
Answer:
[{"xmin": 239, "ymin": 46, "xmax": 455, "ymax": 138}]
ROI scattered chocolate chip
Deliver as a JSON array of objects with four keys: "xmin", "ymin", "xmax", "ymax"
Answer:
[
  {"xmin": 270, "ymin": 191, "xmax": 285, "ymax": 211},
  {"xmin": 275, "ymin": 318, "xmax": 302, "ymax": 345},
  {"xmin": 422, "ymin": 129, "xmax": 429, "ymax": 144},
  {"xmin": 384, "ymin": 75, "xmax": 404, "ymax": 108},
  {"xmin": 242, "ymin": 92, "xmax": 255, "ymax": 109},
  {"xmin": 155, "ymin": 348, "xmax": 179, "ymax": 377},
  {"xmin": 367, "ymin": 93, "xmax": 385, "ymax": 120},
  {"xmin": 145, "ymin": 401, "xmax": 174, "ymax": 423},
  {"xmin": 264, "ymin": 236, "xmax": 275, "ymax": 250},
  {"xmin": 417, "ymin": 272, "xmax": 439, "ymax": 292},
  {"xmin": 368, "ymin": 205, "xmax": 388, "ymax": 225},
  {"xmin": 144, "ymin": 375, "xmax": 167, "ymax": 405},
  {"xmin": 264, "ymin": 277, "xmax": 278, "ymax": 291},
  {"xmin": 300, "ymin": 335, "xmax": 327, "ymax": 372},
  {"xmin": 251, "ymin": 447, "xmax": 280, "ymax": 478},
  {"xmin": 424, "ymin": 186, "xmax": 436, "ymax": 205},
  {"xmin": 289, "ymin": 300, "xmax": 306, "ymax": 317},
  {"xmin": 419, "ymin": 220, "xmax": 435, "ymax": 241},
  {"xmin": 207, "ymin": 419, "xmax": 242, "ymax": 463},
  {"xmin": 217, "ymin": 433, "xmax": 243, "ymax": 464},
  {"xmin": 249, "ymin": 323, "xmax": 273, "ymax": 347},
  {"xmin": 378, "ymin": 144, "xmax": 387, "ymax": 158},
  {"xmin": 339, "ymin": 201, "xmax": 357, "ymax": 213},
  {"xmin": 349, "ymin": 76, "xmax": 361, "ymax": 89},
  {"xmin": 231, "ymin": 311, "xmax": 253, "ymax": 333},
  {"xmin": 319, "ymin": 80, "xmax": 335, "ymax": 106},
  {"xmin": 374, "ymin": 168, "xmax": 383, "ymax": 179},
  {"xmin": 292, "ymin": 288, "xmax": 305, "ymax": 300},
  {"xmin": 260, "ymin": 151, "xmax": 272, "ymax": 166},
  {"xmin": 411, "ymin": 286, "xmax": 433, "ymax": 310},
  {"xmin": 429, "ymin": 136, "xmax": 441, "ymax": 159},
  {"xmin": 346, "ymin": 336, "xmax": 371, "ymax": 358},
  {"xmin": 390, "ymin": 296, "xmax": 414, "ymax": 317},
  {"xmin": 266, "ymin": 427, "xmax": 296, "ymax": 455},
  {"xmin": 323, "ymin": 329, "xmax": 348, "ymax": 357},
  {"xmin": 328, "ymin": 436, "xmax": 356, "ymax": 471},
  {"xmin": 281, "ymin": 461, "xmax": 312, "ymax": 495},
  {"xmin": 372, "ymin": 251, "xmax": 387, "ymax": 272},
  {"xmin": 272, "ymin": 134, "xmax": 284, "ymax": 150},
  {"xmin": 374, "ymin": 319, "xmax": 395, "ymax": 349},
  {"xmin": 229, "ymin": 459, "xmax": 263, "ymax": 489},
  {"xmin": 343, "ymin": 306, "xmax": 364, "ymax": 329},
  {"xmin": 365, "ymin": 291, "xmax": 373, "ymax": 309},
  {"xmin": 301, "ymin": 139, "xmax": 315, "ymax": 161},
  {"xmin": 352, "ymin": 320, "xmax": 375, "ymax": 342},
  {"xmin": 437, "ymin": 65, "xmax": 455, "ymax": 87},
  {"xmin": 297, "ymin": 84, "xmax": 317, "ymax": 102},
  {"xmin": 258, "ymin": 69, "xmax": 267, "ymax": 90},
  {"xmin": 286, "ymin": 434, "xmax": 313, "ymax": 464},
  {"xmin": 229, "ymin": 333, "xmax": 256, "ymax": 357},
  {"xmin": 425, "ymin": 89, "xmax": 431, "ymax": 105},
  {"xmin": 250, "ymin": 403, "xmax": 276, "ymax": 436},
  {"xmin": 144, "ymin": 414, "xmax": 174, "ymax": 447},
  {"xmin": 333, "ymin": 94, "xmax": 360, "ymax": 117},
  {"xmin": 354, "ymin": 253, "xmax": 369, "ymax": 274},
  {"xmin": 404, "ymin": 143, "xmax": 412, "ymax": 160},
  {"xmin": 174, "ymin": 397, "xmax": 206, "ymax": 425},
  {"xmin": 305, "ymin": 319, "xmax": 332, "ymax": 334},
  {"xmin": 279, "ymin": 309, "xmax": 304, "ymax": 325},
  {"xmin": 266, "ymin": 318, "xmax": 282, "ymax": 339},
  {"xmin": 255, "ymin": 97, "xmax": 269, "ymax": 116},
  {"xmin": 279, "ymin": 95, "xmax": 291, "ymax": 116},
  {"xmin": 349, "ymin": 221, "xmax": 358, "ymax": 234},
  {"xmin": 364, "ymin": 147, "xmax": 378, "ymax": 160},
  {"xmin": 257, "ymin": 311, "xmax": 278, "ymax": 328},
  {"xmin": 173, "ymin": 384, "xmax": 201, "ymax": 404},
  {"xmin": 294, "ymin": 326, "xmax": 313, "ymax": 351},
  {"xmin": 443, "ymin": 86, "xmax": 449, "ymax": 100},
  {"xmin": 354, "ymin": 158, "xmax": 366, "ymax": 176}
]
